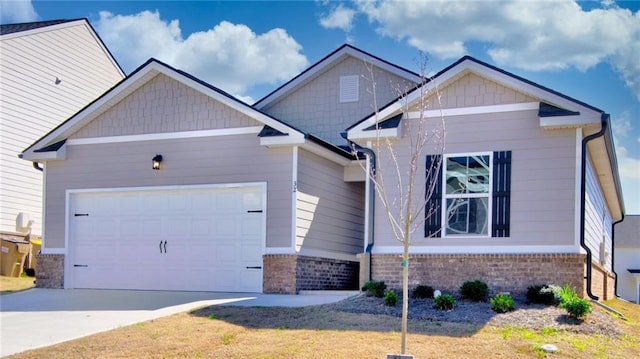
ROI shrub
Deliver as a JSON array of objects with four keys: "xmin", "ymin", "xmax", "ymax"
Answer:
[
  {"xmin": 527, "ymin": 284, "xmax": 561, "ymax": 305},
  {"xmin": 362, "ymin": 280, "xmax": 387, "ymax": 298},
  {"xmin": 490, "ymin": 294, "xmax": 515, "ymax": 313},
  {"xmin": 434, "ymin": 294, "xmax": 455, "ymax": 310},
  {"xmin": 384, "ymin": 290, "xmax": 398, "ymax": 306},
  {"xmin": 563, "ymin": 297, "xmax": 591, "ymax": 319},
  {"xmin": 412, "ymin": 285, "xmax": 435, "ymax": 299},
  {"xmin": 558, "ymin": 284, "xmax": 579, "ymax": 305},
  {"xmin": 459, "ymin": 280, "xmax": 489, "ymax": 302}
]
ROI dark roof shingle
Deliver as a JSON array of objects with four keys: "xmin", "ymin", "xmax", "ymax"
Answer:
[{"xmin": 0, "ymin": 19, "xmax": 77, "ymax": 35}]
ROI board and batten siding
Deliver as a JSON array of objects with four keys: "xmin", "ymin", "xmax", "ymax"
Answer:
[
  {"xmin": 295, "ymin": 149, "xmax": 364, "ymax": 260},
  {"xmin": 0, "ymin": 20, "xmax": 123, "ymax": 235},
  {"xmin": 261, "ymin": 56, "xmax": 417, "ymax": 145},
  {"xmin": 42, "ymin": 134, "xmax": 294, "ymax": 250},
  {"xmin": 584, "ymin": 154, "xmax": 613, "ymax": 270},
  {"xmin": 373, "ymin": 108, "xmax": 579, "ymax": 250}
]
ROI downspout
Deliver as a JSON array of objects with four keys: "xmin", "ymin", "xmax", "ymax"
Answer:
[
  {"xmin": 32, "ymin": 162, "xmax": 43, "ymax": 172},
  {"xmin": 579, "ymin": 114, "xmax": 607, "ymax": 301},
  {"xmin": 612, "ymin": 215, "xmax": 625, "ymax": 298},
  {"xmin": 342, "ymin": 132, "xmax": 375, "ymax": 281}
]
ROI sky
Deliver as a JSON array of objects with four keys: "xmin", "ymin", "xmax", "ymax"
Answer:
[{"xmin": 1, "ymin": 0, "xmax": 638, "ymax": 214}]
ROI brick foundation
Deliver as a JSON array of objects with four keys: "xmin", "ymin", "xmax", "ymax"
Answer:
[
  {"xmin": 263, "ymin": 254, "xmax": 359, "ymax": 294},
  {"xmin": 590, "ymin": 261, "xmax": 616, "ymax": 301},
  {"xmin": 369, "ymin": 253, "xmax": 585, "ymax": 297},
  {"xmin": 35, "ymin": 253, "xmax": 64, "ymax": 288}
]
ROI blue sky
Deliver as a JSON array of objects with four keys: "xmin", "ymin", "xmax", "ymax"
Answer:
[{"xmin": 1, "ymin": 0, "xmax": 638, "ymax": 214}]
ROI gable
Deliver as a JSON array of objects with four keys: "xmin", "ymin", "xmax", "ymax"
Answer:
[
  {"xmin": 262, "ymin": 55, "xmax": 418, "ymax": 145},
  {"xmin": 70, "ymin": 73, "xmax": 262, "ymax": 139},
  {"xmin": 432, "ymin": 73, "xmax": 538, "ymax": 110}
]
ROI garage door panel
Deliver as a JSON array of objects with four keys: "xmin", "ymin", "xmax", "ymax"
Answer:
[{"xmin": 70, "ymin": 185, "xmax": 264, "ymax": 292}]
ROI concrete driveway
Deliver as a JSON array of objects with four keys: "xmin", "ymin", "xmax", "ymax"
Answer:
[{"xmin": 0, "ymin": 288, "xmax": 357, "ymax": 357}]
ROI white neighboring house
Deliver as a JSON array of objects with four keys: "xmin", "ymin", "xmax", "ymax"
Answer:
[
  {"xmin": 0, "ymin": 18, "xmax": 124, "ymax": 236},
  {"xmin": 615, "ymin": 215, "xmax": 640, "ymax": 304}
]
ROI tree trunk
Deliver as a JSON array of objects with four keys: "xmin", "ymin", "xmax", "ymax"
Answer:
[{"xmin": 401, "ymin": 241, "xmax": 409, "ymax": 354}]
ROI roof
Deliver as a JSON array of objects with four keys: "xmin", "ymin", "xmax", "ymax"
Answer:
[
  {"xmin": 254, "ymin": 44, "xmax": 421, "ymax": 109},
  {"xmin": 0, "ymin": 19, "xmax": 75, "ymax": 35}
]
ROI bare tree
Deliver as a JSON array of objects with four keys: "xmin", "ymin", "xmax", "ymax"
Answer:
[{"xmin": 350, "ymin": 56, "xmax": 446, "ymax": 355}]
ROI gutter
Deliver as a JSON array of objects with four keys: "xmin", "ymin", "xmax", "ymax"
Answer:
[
  {"xmin": 612, "ymin": 215, "xmax": 625, "ymax": 298},
  {"xmin": 32, "ymin": 162, "xmax": 43, "ymax": 172},
  {"xmin": 341, "ymin": 132, "xmax": 376, "ymax": 281},
  {"xmin": 579, "ymin": 114, "xmax": 608, "ymax": 301}
]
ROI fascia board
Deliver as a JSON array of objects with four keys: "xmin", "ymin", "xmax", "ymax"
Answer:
[
  {"xmin": 22, "ymin": 144, "xmax": 66, "ymax": 161},
  {"xmin": 540, "ymin": 115, "xmax": 601, "ymax": 129},
  {"xmin": 300, "ymin": 140, "xmax": 353, "ymax": 166},
  {"xmin": 260, "ymin": 136, "xmax": 306, "ymax": 147},
  {"xmin": 347, "ymin": 128, "xmax": 401, "ymax": 141}
]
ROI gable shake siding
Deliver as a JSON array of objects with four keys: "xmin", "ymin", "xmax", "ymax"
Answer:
[
  {"xmin": 436, "ymin": 73, "xmax": 538, "ymax": 108},
  {"xmin": 71, "ymin": 74, "xmax": 262, "ymax": 139},
  {"xmin": 373, "ymin": 108, "xmax": 578, "ymax": 249},
  {"xmin": 261, "ymin": 57, "xmax": 417, "ymax": 145},
  {"xmin": 295, "ymin": 149, "xmax": 364, "ymax": 259}
]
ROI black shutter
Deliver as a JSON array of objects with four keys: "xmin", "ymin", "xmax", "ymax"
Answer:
[
  {"xmin": 492, "ymin": 151, "xmax": 512, "ymax": 237},
  {"xmin": 425, "ymin": 155, "xmax": 443, "ymax": 238}
]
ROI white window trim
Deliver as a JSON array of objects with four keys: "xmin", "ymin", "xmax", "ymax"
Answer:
[{"xmin": 441, "ymin": 151, "xmax": 493, "ymax": 238}]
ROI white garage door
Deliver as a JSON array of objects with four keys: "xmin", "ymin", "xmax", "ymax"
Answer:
[{"xmin": 68, "ymin": 185, "xmax": 265, "ymax": 292}]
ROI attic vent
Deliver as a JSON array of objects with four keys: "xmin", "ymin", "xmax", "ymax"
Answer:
[{"xmin": 340, "ymin": 75, "xmax": 359, "ymax": 103}]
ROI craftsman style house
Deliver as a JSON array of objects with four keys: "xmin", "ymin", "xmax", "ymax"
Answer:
[{"xmin": 22, "ymin": 44, "xmax": 624, "ymax": 300}]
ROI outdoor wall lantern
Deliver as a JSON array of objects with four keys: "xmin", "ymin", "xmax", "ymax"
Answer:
[{"xmin": 152, "ymin": 154, "xmax": 163, "ymax": 170}]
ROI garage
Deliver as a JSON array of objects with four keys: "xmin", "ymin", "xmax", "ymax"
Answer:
[{"xmin": 67, "ymin": 184, "xmax": 265, "ymax": 292}]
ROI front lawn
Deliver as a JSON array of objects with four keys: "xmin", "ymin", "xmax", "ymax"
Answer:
[{"xmin": 6, "ymin": 297, "xmax": 638, "ymax": 358}]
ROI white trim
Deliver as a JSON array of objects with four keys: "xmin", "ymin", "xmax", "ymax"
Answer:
[
  {"xmin": 347, "ymin": 128, "xmax": 401, "ymax": 141},
  {"xmin": 574, "ymin": 128, "xmax": 583, "ymax": 248},
  {"xmin": 67, "ymin": 126, "xmax": 263, "ymax": 146},
  {"xmin": 264, "ymin": 247, "xmax": 297, "ymax": 255},
  {"xmin": 371, "ymin": 245, "xmax": 580, "ymax": 255},
  {"xmin": 406, "ymin": 102, "xmax": 539, "ymax": 120},
  {"xmin": 364, "ymin": 155, "xmax": 371, "ymax": 251},
  {"xmin": 40, "ymin": 248, "xmax": 66, "ymax": 255},
  {"xmin": 260, "ymin": 135, "xmax": 306, "ymax": 147},
  {"xmin": 291, "ymin": 146, "xmax": 299, "ymax": 253},
  {"xmin": 298, "ymin": 248, "xmax": 358, "ymax": 262},
  {"xmin": 441, "ymin": 152, "xmax": 493, "ymax": 239},
  {"xmin": 540, "ymin": 115, "xmax": 601, "ymax": 129},
  {"xmin": 22, "ymin": 144, "xmax": 67, "ymax": 161}
]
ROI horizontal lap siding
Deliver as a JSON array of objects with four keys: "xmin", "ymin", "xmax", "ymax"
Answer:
[
  {"xmin": 584, "ymin": 155, "xmax": 613, "ymax": 270},
  {"xmin": 43, "ymin": 134, "xmax": 293, "ymax": 249},
  {"xmin": 296, "ymin": 150, "xmax": 364, "ymax": 258},
  {"xmin": 374, "ymin": 109, "xmax": 577, "ymax": 248},
  {"xmin": 0, "ymin": 22, "xmax": 123, "ymax": 235}
]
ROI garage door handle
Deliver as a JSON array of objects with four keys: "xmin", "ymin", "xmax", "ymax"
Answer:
[
  {"xmin": 246, "ymin": 266, "xmax": 262, "ymax": 269},
  {"xmin": 74, "ymin": 264, "xmax": 88, "ymax": 267},
  {"xmin": 159, "ymin": 240, "xmax": 167, "ymax": 253}
]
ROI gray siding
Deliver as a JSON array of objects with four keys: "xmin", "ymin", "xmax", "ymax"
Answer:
[
  {"xmin": 584, "ymin": 154, "xmax": 613, "ymax": 269},
  {"xmin": 71, "ymin": 74, "xmax": 261, "ymax": 139},
  {"xmin": 262, "ymin": 56, "xmax": 417, "ymax": 145},
  {"xmin": 436, "ymin": 73, "xmax": 538, "ymax": 109},
  {"xmin": 296, "ymin": 149, "xmax": 364, "ymax": 259},
  {"xmin": 43, "ymin": 134, "xmax": 294, "ymax": 249},
  {"xmin": 374, "ymin": 108, "xmax": 578, "ymax": 249}
]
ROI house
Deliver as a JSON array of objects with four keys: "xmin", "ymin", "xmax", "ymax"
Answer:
[
  {"xmin": 346, "ymin": 55, "xmax": 625, "ymax": 300},
  {"xmin": 614, "ymin": 215, "xmax": 639, "ymax": 304},
  {"xmin": 22, "ymin": 44, "xmax": 624, "ymax": 299},
  {"xmin": 0, "ymin": 19, "xmax": 125, "ymax": 239}
]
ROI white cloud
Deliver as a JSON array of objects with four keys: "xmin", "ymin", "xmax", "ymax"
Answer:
[
  {"xmin": 96, "ymin": 10, "xmax": 308, "ymax": 100},
  {"xmin": 319, "ymin": 3, "xmax": 357, "ymax": 31},
  {"xmin": 612, "ymin": 110, "xmax": 633, "ymax": 139},
  {"xmin": 355, "ymin": 0, "xmax": 640, "ymax": 100},
  {"xmin": 0, "ymin": 0, "xmax": 38, "ymax": 23}
]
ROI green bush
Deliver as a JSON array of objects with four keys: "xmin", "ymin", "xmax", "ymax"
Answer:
[
  {"xmin": 558, "ymin": 284, "xmax": 579, "ymax": 304},
  {"xmin": 434, "ymin": 294, "xmax": 455, "ymax": 310},
  {"xmin": 459, "ymin": 280, "xmax": 489, "ymax": 302},
  {"xmin": 563, "ymin": 297, "xmax": 591, "ymax": 319},
  {"xmin": 412, "ymin": 285, "xmax": 435, "ymax": 299},
  {"xmin": 383, "ymin": 290, "xmax": 398, "ymax": 306},
  {"xmin": 362, "ymin": 280, "xmax": 387, "ymax": 298},
  {"xmin": 490, "ymin": 294, "xmax": 515, "ymax": 313},
  {"xmin": 526, "ymin": 284, "xmax": 561, "ymax": 305}
]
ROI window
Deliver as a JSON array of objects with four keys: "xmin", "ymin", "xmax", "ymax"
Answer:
[
  {"xmin": 444, "ymin": 154, "xmax": 491, "ymax": 236},
  {"xmin": 425, "ymin": 151, "xmax": 511, "ymax": 238},
  {"xmin": 339, "ymin": 75, "xmax": 359, "ymax": 103}
]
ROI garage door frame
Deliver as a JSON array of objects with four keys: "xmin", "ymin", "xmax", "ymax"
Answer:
[{"xmin": 64, "ymin": 182, "xmax": 267, "ymax": 291}]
